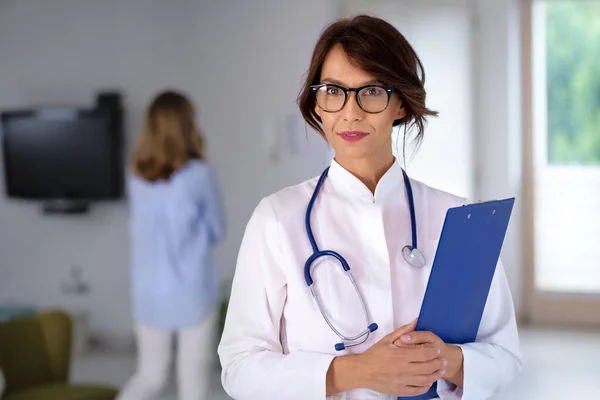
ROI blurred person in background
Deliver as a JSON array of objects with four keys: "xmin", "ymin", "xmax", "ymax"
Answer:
[{"xmin": 118, "ymin": 90, "xmax": 225, "ymax": 400}]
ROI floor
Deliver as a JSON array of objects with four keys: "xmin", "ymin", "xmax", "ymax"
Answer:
[
  {"xmin": 71, "ymin": 350, "xmax": 231, "ymax": 400},
  {"xmin": 71, "ymin": 326, "xmax": 600, "ymax": 400},
  {"xmin": 492, "ymin": 326, "xmax": 600, "ymax": 399}
]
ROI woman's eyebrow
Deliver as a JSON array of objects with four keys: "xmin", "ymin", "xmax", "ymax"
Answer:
[
  {"xmin": 320, "ymin": 78, "xmax": 346, "ymax": 86},
  {"xmin": 320, "ymin": 78, "xmax": 383, "ymax": 86}
]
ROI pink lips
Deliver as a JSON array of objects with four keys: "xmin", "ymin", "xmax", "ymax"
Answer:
[{"xmin": 338, "ymin": 131, "xmax": 369, "ymax": 142}]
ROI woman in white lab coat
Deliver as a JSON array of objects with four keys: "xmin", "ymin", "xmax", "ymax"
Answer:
[{"xmin": 218, "ymin": 14, "xmax": 521, "ymax": 400}]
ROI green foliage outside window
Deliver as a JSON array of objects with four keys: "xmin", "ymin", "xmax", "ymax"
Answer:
[{"xmin": 546, "ymin": 1, "xmax": 600, "ymax": 164}]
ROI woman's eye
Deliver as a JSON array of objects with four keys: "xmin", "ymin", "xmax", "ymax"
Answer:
[
  {"xmin": 364, "ymin": 87, "xmax": 384, "ymax": 96},
  {"xmin": 325, "ymin": 87, "xmax": 342, "ymax": 96}
]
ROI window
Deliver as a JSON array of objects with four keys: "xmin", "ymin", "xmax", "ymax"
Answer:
[{"xmin": 532, "ymin": 0, "xmax": 600, "ymax": 294}]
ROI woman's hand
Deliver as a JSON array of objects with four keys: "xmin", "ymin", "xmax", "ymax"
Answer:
[
  {"xmin": 355, "ymin": 319, "xmax": 447, "ymax": 397},
  {"xmin": 394, "ymin": 328, "xmax": 464, "ymax": 388}
]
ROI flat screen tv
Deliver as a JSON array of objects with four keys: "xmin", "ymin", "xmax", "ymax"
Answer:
[{"xmin": 1, "ymin": 106, "xmax": 123, "ymax": 213}]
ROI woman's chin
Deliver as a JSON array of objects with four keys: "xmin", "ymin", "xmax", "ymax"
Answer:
[{"xmin": 333, "ymin": 147, "xmax": 381, "ymax": 163}]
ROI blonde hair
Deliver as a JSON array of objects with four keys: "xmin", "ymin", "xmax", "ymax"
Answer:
[{"xmin": 132, "ymin": 90, "xmax": 205, "ymax": 182}]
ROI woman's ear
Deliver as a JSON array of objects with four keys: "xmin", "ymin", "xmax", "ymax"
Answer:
[{"xmin": 396, "ymin": 103, "xmax": 406, "ymax": 121}]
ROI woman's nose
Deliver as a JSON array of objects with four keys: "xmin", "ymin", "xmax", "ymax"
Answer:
[{"xmin": 341, "ymin": 92, "xmax": 364, "ymax": 121}]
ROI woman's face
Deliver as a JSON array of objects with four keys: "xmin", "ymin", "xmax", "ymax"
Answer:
[{"xmin": 315, "ymin": 44, "xmax": 405, "ymax": 165}]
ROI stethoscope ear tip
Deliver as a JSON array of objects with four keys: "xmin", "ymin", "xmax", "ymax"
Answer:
[
  {"xmin": 335, "ymin": 342, "xmax": 346, "ymax": 351},
  {"xmin": 368, "ymin": 323, "xmax": 378, "ymax": 332}
]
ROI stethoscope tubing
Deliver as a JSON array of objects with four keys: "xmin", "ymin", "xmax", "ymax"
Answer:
[{"xmin": 303, "ymin": 165, "xmax": 423, "ymax": 351}]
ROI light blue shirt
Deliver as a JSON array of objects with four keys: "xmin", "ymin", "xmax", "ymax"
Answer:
[{"xmin": 128, "ymin": 160, "xmax": 225, "ymax": 330}]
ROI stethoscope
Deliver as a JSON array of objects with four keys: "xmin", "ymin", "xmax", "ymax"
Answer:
[{"xmin": 303, "ymin": 166, "xmax": 426, "ymax": 351}]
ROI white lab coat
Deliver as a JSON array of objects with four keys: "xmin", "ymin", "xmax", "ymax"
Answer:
[{"xmin": 218, "ymin": 158, "xmax": 522, "ymax": 400}]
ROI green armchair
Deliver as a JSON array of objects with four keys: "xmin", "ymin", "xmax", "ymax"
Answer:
[{"xmin": 0, "ymin": 310, "xmax": 118, "ymax": 400}]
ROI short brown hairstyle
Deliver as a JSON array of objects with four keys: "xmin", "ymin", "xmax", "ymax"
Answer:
[
  {"xmin": 131, "ymin": 90, "xmax": 205, "ymax": 182},
  {"xmin": 297, "ymin": 14, "xmax": 438, "ymax": 147}
]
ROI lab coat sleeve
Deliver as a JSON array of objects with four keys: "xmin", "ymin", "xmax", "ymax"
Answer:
[
  {"xmin": 218, "ymin": 198, "xmax": 336, "ymax": 400},
  {"xmin": 436, "ymin": 258, "xmax": 523, "ymax": 400}
]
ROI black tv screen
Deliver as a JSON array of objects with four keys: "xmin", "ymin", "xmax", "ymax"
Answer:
[{"xmin": 1, "ymin": 108, "xmax": 122, "ymax": 201}]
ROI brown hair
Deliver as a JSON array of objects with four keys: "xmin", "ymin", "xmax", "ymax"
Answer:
[
  {"xmin": 131, "ymin": 90, "xmax": 205, "ymax": 182},
  {"xmin": 297, "ymin": 14, "xmax": 438, "ymax": 148}
]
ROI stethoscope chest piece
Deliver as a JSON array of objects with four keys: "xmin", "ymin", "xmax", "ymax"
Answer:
[{"xmin": 402, "ymin": 245, "xmax": 426, "ymax": 268}]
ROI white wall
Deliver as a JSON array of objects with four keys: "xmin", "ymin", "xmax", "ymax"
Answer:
[
  {"xmin": 0, "ymin": 0, "xmax": 335, "ymax": 338},
  {"xmin": 473, "ymin": 0, "xmax": 524, "ymax": 314}
]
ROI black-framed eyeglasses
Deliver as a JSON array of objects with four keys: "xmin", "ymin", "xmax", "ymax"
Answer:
[{"xmin": 310, "ymin": 84, "xmax": 395, "ymax": 113}]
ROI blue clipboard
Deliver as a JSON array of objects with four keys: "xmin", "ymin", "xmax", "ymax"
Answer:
[{"xmin": 398, "ymin": 197, "xmax": 515, "ymax": 400}]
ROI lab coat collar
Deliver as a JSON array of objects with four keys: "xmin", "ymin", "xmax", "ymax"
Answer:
[{"xmin": 328, "ymin": 157, "xmax": 405, "ymax": 204}]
